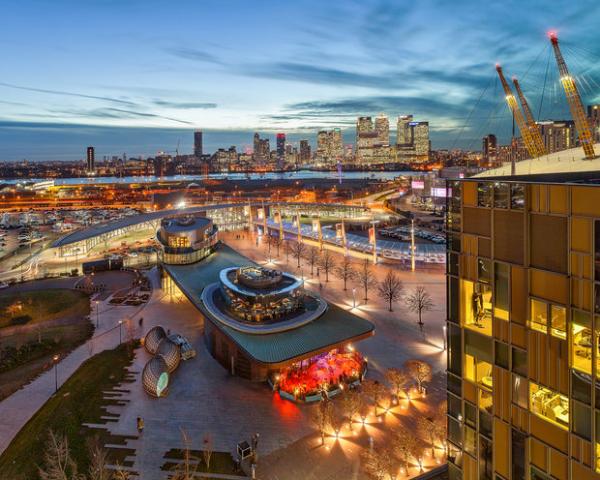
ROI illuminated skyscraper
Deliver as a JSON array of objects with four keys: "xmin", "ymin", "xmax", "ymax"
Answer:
[
  {"xmin": 375, "ymin": 114, "xmax": 390, "ymax": 145},
  {"xmin": 482, "ymin": 134, "xmax": 498, "ymax": 166},
  {"xmin": 299, "ymin": 140, "xmax": 311, "ymax": 164},
  {"xmin": 396, "ymin": 115, "xmax": 414, "ymax": 147},
  {"xmin": 86, "ymin": 146, "xmax": 95, "ymax": 173},
  {"xmin": 194, "ymin": 130, "xmax": 203, "ymax": 157},
  {"xmin": 538, "ymin": 120, "xmax": 577, "ymax": 153},
  {"xmin": 276, "ymin": 133, "xmax": 286, "ymax": 168},
  {"xmin": 412, "ymin": 121, "xmax": 430, "ymax": 158}
]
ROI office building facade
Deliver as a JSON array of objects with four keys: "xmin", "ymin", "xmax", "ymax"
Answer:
[
  {"xmin": 446, "ymin": 174, "xmax": 600, "ymax": 480},
  {"xmin": 194, "ymin": 130, "xmax": 203, "ymax": 157},
  {"xmin": 86, "ymin": 146, "xmax": 95, "ymax": 173}
]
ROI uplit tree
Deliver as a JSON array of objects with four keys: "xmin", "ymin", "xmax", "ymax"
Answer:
[
  {"xmin": 356, "ymin": 258, "xmax": 377, "ymax": 303},
  {"xmin": 377, "ymin": 270, "xmax": 404, "ymax": 312},
  {"xmin": 361, "ymin": 446, "xmax": 390, "ymax": 480},
  {"xmin": 202, "ymin": 432, "xmax": 213, "ymax": 470},
  {"xmin": 385, "ymin": 367, "xmax": 409, "ymax": 401},
  {"xmin": 405, "ymin": 286, "xmax": 434, "ymax": 329},
  {"xmin": 404, "ymin": 359, "xmax": 432, "ymax": 394},
  {"xmin": 361, "ymin": 379, "xmax": 388, "ymax": 415},
  {"xmin": 317, "ymin": 249, "xmax": 336, "ymax": 283},
  {"xmin": 303, "ymin": 246, "xmax": 320, "ymax": 276},
  {"xmin": 393, "ymin": 429, "xmax": 416, "ymax": 474},
  {"xmin": 313, "ymin": 397, "xmax": 333, "ymax": 445},
  {"xmin": 339, "ymin": 388, "xmax": 363, "ymax": 427},
  {"xmin": 290, "ymin": 241, "xmax": 306, "ymax": 268},
  {"xmin": 334, "ymin": 257, "xmax": 356, "ymax": 291},
  {"xmin": 417, "ymin": 415, "xmax": 439, "ymax": 458}
]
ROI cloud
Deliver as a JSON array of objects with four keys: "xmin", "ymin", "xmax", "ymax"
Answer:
[
  {"xmin": 165, "ymin": 47, "xmax": 224, "ymax": 65},
  {"xmin": 0, "ymin": 82, "xmax": 138, "ymax": 106},
  {"xmin": 152, "ymin": 99, "xmax": 217, "ymax": 109},
  {"xmin": 55, "ymin": 107, "xmax": 194, "ymax": 125}
]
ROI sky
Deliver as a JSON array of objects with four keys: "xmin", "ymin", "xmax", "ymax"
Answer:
[{"xmin": 2, "ymin": 0, "xmax": 600, "ymax": 161}]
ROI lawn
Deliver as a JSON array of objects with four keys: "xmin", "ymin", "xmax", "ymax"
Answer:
[
  {"xmin": 162, "ymin": 448, "xmax": 239, "ymax": 477},
  {"xmin": 0, "ymin": 289, "xmax": 90, "ymax": 328},
  {"xmin": 0, "ymin": 342, "xmax": 138, "ymax": 480}
]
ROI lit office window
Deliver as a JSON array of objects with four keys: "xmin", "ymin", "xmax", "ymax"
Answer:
[
  {"xmin": 529, "ymin": 382, "xmax": 569, "ymax": 430},
  {"xmin": 510, "ymin": 184, "xmax": 525, "ymax": 210},
  {"xmin": 477, "ymin": 182, "xmax": 493, "ymax": 208},
  {"xmin": 464, "ymin": 354, "xmax": 493, "ymax": 391},
  {"xmin": 529, "ymin": 299, "xmax": 548, "ymax": 334},
  {"xmin": 550, "ymin": 305, "xmax": 566, "ymax": 339},
  {"xmin": 461, "ymin": 279, "xmax": 492, "ymax": 336},
  {"xmin": 493, "ymin": 182, "xmax": 509, "ymax": 209},
  {"xmin": 572, "ymin": 310, "xmax": 592, "ymax": 375}
]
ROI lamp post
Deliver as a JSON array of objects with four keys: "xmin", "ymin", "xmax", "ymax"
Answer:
[
  {"xmin": 95, "ymin": 300, "xmax": 100, "ymax": 328},
  {"xmin": 53, "ymin": 354, "xmax": 59, "ymax": 393},
  {"xmin": 118, "ymin": 320, "xmax": 123, "ymax": 345},
  {"xmin": 352, "ymin": 288, "xmax": 356, "ymax": 309}
]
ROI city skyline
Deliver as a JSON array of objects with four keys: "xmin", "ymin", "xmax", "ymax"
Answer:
[{"xmin": 2, "ymin": 0, "xmax": 600, "ymax": 160}]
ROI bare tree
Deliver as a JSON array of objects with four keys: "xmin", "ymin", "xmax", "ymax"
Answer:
[
  {"xmin": 283, "ymin": 238, "xmax": 292, "ymax": 264},
  {"xmin": 405, "ymin": 286, "xmax": 434, "ymax": 329},
  {"xmin": 290, "ymin": 240, "xmax": 306, "ymax": 268},
  {"xmin": 334, "ymin": 257, "xmax": 356, "ymax": 291},
  {"xmin": 171, "ymin": 429, "xmax": 199, "ymax": 480},
  {"xmin": 404, "ymin": 359, "xmax": 432, "ymax": 394},
  {"xmin": 361, "ymin": 445, "xmax": 390, "ymax": 480},
  {"xmin": 202, "ymin": 433, "xmax": 213, "ymax": 470},
  {"xmin": 303, "ymin": 246, "xmax": 320, "ymax": 276},
  {"xmin": 264, "ymin": 233, "xmax": 276, "ymax": 262},
  {"xmin": 339, "ymin": 388, "xmax": 363, "ymax": 427},
  {"xmin": 87, "ymin": 437, "xmax": 110, "ymax": 480},
  {"xmin": 377, "ymin": 270, "xmax": 404, "ymax": 312},
  {"xmin": 385, "ymin": 367, "xmax": 409, "ymax": 400},
  {"xmin": 356, "ymin": 258, "xmax": 377, "ymax": 303},
  {"xmin": 313, "ymin": 398, "xmax": 333, "ymax": 445},
  {"xmin": 38, "ymin": 430, "xmax": 82, "ymax": 480},
  {"xmin": 317, "ymin": 249, "xmax": 336, "ymax": 283},
  {"xmin": 417, "ymin": 415, "xmax": 439, "ymax": 457},
  {"xmin": 361, "ymin": 379, "xmax": 388, "ymax": 415},
  {"xmin": 393, "ymin": 429, "xmax": 416, "ymax": 473}
]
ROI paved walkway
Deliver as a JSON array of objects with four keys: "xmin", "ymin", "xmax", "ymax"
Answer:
[{"xmin": 0, "ymin": 271, "xmax": 147, "ymax": 455}]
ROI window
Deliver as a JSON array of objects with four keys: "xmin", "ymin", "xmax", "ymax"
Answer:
[
  {"xmin": 464, "ymin": 354, "xmax": 493, "ymax": 390},
  {"xmin": 595, "ymin": 410, "xmax": 600, "ymax": 472},
  {"xmin": 448, "ymin": 324, "xmax": 462, "ymax": 376},
  {"xmin": 494, "ymin": 263, "xmax": 509, "ymax": 321},
  {"xmin": 479, "ymin": 411, "xmax": 492, "ymax": 438},
  {"xmin": 493, "ymin": 182, "xmax": 510, "ymax": 209},
  {"xmin": 464, "ymin": 425, "xmax": 476, "ymax": 456},
  {"xmin": 479, "ymin": 436, "xmax": 493, "ymax": 480},
  {"xmin": 572, "ymin": 310, "xmax": 592, "ymax": 375},
  {"xmin": 529, "ymin": 298, "xmax": 547, "ymax": 334},
  {"xmin": 448, "ymin": 394, "xmax": 461, "ymax": 419},
  {"xmin": 495, "ymin": 341, "xmax": 509, "ymax": 369},
  {"xmin": 511, "ymin": 184, "xmax": 525, "ymax": 210},
  {"xmin": 550, "ymin": 305, "xmax": 566, "ymax": 339},
  {"xmin": 479, "ymin": 388, "xmax": 493, "ymax": 414},
  {"xmin": 448, "ymin": 373, "xmax": 461, "ymax": 396},
  {"xmin": 465, "ymin": 402, "xmax": 477, "ymax": 427},
  {"xmin": 572, "ymin": 370, "xmax": 591, "ymax": 404},
  {"xmin": 477, "ymin": 182, "xmax": 493, "ymax": 208},
  {"xmin": 512, "ymin": 429, "xmax": 526, "ymax": 480},
  {"xmin": 448, "ymin": 277, "xmax": 459, "ymax": 324},
  {"xmin": 461, "ymin": 279, "xmax": 492, "ymax": 336},
  {"xmin": 573, "ymin": 400, "xmax": 591, "ymax": 440},
  {"xmin": 448, "ymin": 417, "xmax": 463, "ymax": 447},
  {"xmin": 512, "ymin": 375, "xmax": 528, "ymax": 408},
  {"xmin": 478, "ymin": 258, "xmax": 491, "ymax": 284},
  {"xmin": 529, "ymin": 381, "xmax": 569, "ymax": 430},
  {"xmin": 512, "ymin": 348, "xmax": 528, "ymax": 377}
]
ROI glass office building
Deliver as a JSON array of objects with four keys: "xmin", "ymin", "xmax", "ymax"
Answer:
[{"xmin": 446, "ymin": 172, "xmax": 600, "ymax": 480}]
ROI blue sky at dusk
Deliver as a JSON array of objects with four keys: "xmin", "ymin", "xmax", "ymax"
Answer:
[{"xmin": 2, "ymin": 0, "xmax": 600, "ymax": 160}]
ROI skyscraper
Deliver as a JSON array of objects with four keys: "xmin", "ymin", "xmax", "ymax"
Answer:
[
  {"xmin": 276, "ymin": 133, "xmax": 286, "ymax": 168},
  {"xmin": 588, "ymin": 105, "xmax": 600, "ymax": 142},
  {"xmin": 396, "ymin": 115, "xmax": 414, "ymax": 147},
  {"xmin": 412, "ymin": 121, "xmax": 430, "ymax": 158},
  {"xmin": 299, "ymin": 140, "xmax": 311, "ymax": 164},
  {"xmin": 538, "ymin": 121, "xmax": 577, "ymax": 154},
  {"xmin": 86, "ymin": 146, "xmax": 95, "ymax": 173},
  {"xmin": 194, "ymin": 130, "xmax": 203, "ymax": 158},
  {"xmin": 375, "ymin": 114, "xmax": 390, "ymax": 145},
  {"xmin": 482, "ymin": 134, "xmax": 498, "ymax": 166}
]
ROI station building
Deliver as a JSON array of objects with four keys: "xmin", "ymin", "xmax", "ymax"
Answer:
[{"xmin": 446, "ymin": 171, "xmax": 600, "ymax": 480}]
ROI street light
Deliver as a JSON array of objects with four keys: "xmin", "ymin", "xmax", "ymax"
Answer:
[
  {"xmin": 95, "ymin": 300, "xmax": 100, "ymax": 328},
  {"xmin": 52, "ymin": 354, "xmax": 60, "ymax": 393},
  {"xmin": 118, "ymin": 320, "xmax": 123, "ymax": 345},
  {"xmin": 352, "ymin": 288, "xmax": 356, "ymax": 309}
]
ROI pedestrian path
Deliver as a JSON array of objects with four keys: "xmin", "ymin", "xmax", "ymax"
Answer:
[{"xmin": 0, "ymin": 270, "xmax": 155, "ymax": 455}]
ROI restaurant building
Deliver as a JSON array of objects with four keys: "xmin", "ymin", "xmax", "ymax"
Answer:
[
  {"xmin": 446, "ymin": 171, "xmax": 600, "ymax": 480},
  {"xmin": 162, "ymin": 245, "xmax": 374, "ymax": 400}
]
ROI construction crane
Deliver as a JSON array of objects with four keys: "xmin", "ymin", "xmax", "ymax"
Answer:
[
  {"xmin": 496, "ymin": 64, "xmax": 540, "ymax": 158},
  {"xmin": 549, "ymin": 32, "xmax": 595, "ymax": 159},
  {"xmin": 512, "ymin": 77, "xmax": 547, "ymax": 157}
]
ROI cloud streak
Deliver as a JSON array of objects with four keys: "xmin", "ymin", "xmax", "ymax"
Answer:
[{"xmin": 0, "ymin": 82, "xmax": 138, "ymax": 106}]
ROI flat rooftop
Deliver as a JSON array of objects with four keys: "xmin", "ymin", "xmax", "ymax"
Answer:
[
  {"xmin": 474, "ymin": 142, "xmax": 600, "ymax": 179},
  {"xmin": 466, "ymin": 170, "xmax": 600, "ymax": 185},
  {"xmin": 163, "ymin": 245, "xmax": 375, "ymax": 364}
]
